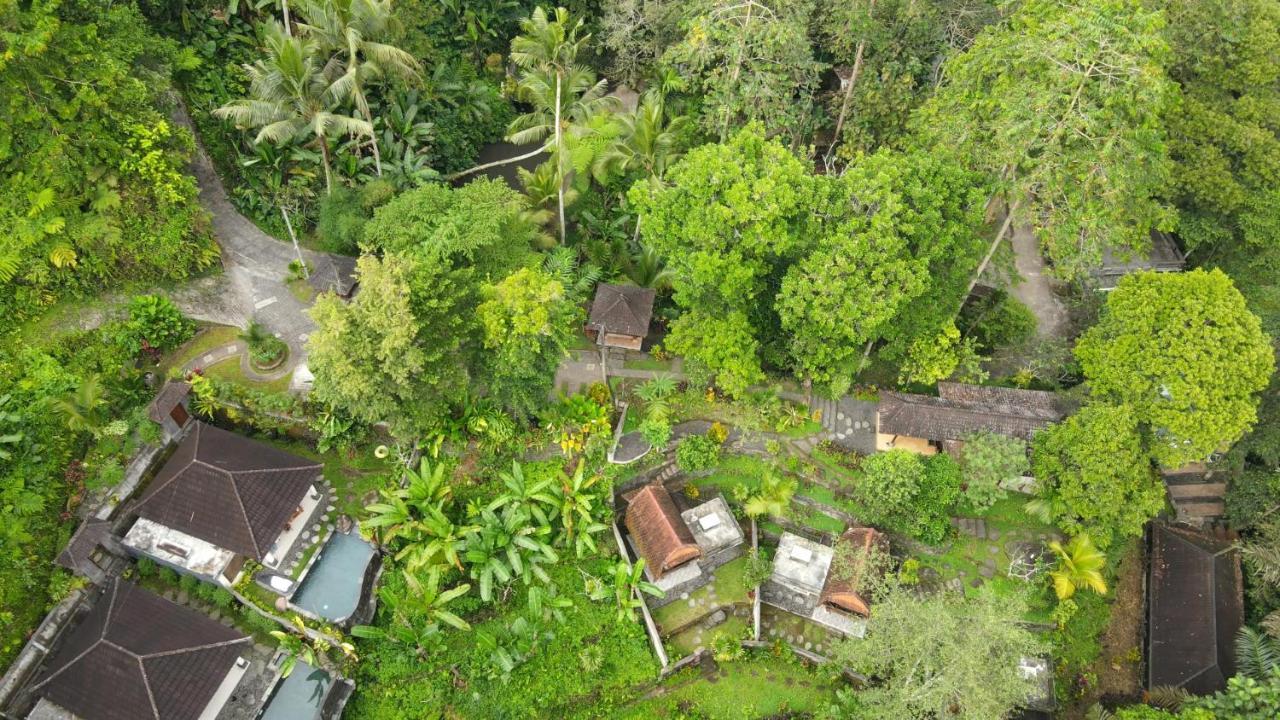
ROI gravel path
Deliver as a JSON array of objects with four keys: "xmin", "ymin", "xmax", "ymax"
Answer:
[{"xmin": 1007, "ymin": 222, "xmax": 1068, "ymax": 339}]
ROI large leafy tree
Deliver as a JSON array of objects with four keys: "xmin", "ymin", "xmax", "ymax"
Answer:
[
  {"xmin": 630, "ymin": 125, "xmax": 816, "ymax": 394},
  {"xmin": 1075, "ymin": 269, "xmax": 1274, "ymax": 467},
  {"xmin": 914, "ymin": 0, "xmax": 1174, "ymax": 283},
  {"xmin": 476, "ymin": 267, "xmax": 581, "ymax": 421},
  {"xmin": 666, "ymin": 0, "xmax": 822, "ymax": 146},
  {"xmin": 1030, "ymin": 404, "xmax": 1167, "ymax": 548},
  {"xmin": 831, "ymin": 584, "xmax": 1045, "ymax": 720},
  {"xmin": 1161, "ymin": 0, "xmax": 1280, "ymax": 252},
  {"xmin": 308, "ymin": 252, "xmax": 469, "ymax": 436},
  {"xmin": 214, "ymin": 21, "xmax": 373, "ymax": 193}
]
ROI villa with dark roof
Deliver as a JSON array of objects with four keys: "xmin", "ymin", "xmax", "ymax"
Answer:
[
  {"xmin": 121, "ymin": 421, "xmax": 325, "ymax": 585},
  {"xmin": 876, "ymin": 382, "xmax": 1067, "ymax": 455},
  {"xmin": 586, "ymin": 283, "xmax": 655, "ymax": 350},
  {"xmin": 622, "ymin": 483, "xmax": 745, "ymax": 603},
  {"xmin": 1093, "ymin": 229, "xmax": 1186, "ymax": 291},
  {"xmin": 1147, "ymin": 523, "xmax": 1243, "ymax": 695},
  {"xmin": 24, "ymin": 579, "xmax": 252, "ymax": 720}
]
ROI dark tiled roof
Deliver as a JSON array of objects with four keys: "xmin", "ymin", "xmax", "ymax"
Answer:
[
  {"xmin": 587, "ymin": 284, "xmax": 655, "ymax": 339},
  {"xmin": 878, "ymin": 383, "xmax": 1066, "ymax": 442},
  {"xmin": 1096, "ymin": 229, "xmax": 1186, "ymax": 285},
  {"xmin": 309, "ymin": 254, "xmax": 358, "ymax": 297},
  {"xmin": 31, "ymin": 580, "xmax": 249, "ymax": 720},
  {"xmin": 134, "ymin": 422, "xmax": 320, "ymax": 559},
  {"xmin": 821, "ymin": 527, "xmax": 887, "ymax": 617},
  {"xmin": 56, "ymin": 520, "xmax": 113, "ymax": 576},
  {"xmin": 1148, "ymin": 523, "xmax": 1243, "ymax": 694},
  {"xmin": 624, "ymin": 483, "xmax": 701, "ymax": 579},
  {"xmin": 147, "ymin": 381, "xmax": 191, "ymax": 424}
]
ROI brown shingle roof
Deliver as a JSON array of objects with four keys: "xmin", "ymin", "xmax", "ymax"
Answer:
[
  {"xmin": 147, "ymin": 381, "xmax": 191, "ymax": 424},
  {"xmin": 56, "ymin": 520, "xmax": 113, "ymax": 576},
  {"xmin": 624, "ymin": 483, "xmax": 701, "ymax": 578},
  {"xmin": 1148, "ymin": 523, "xmax": 1243, "ymax": 694},
  {"xmin": 820, "ymin": 527, "xmax": 887, "ymax": 617},
  {"xmin": 587, "ymin": 284, "xmax": 655, "ymax": 339},
  {"xmin": 31, "ymin": 580, "xmax": 249, "ymax": 720},
  {"xmin": 878, "ymin": 383, "xmax": 1066, "ymax": 442},
  {"xmin": 134, "ymin": 422, "xmax": 320, "ymax": 559}
]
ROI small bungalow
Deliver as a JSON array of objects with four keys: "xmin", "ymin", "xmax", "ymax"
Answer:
[
  {"xmin": 586, "ymin": 283, "xmax": 655, "ymax": 351},
  {"xmin": 24, "ymin": 579, "xmax": 253, "ymax": 720},
  {"xmin": 762, "ymin": 529, "xmax": 886, "ymax": 638},
  {"xmin": 121, "ymin": 421, "xmax": 325, "ymax": 585},
  {"xmin": 1147, "ymin": 523, "xmax": 1243, "ymax": 695},
  {"xmin": 147, "ymin": 380, "xmax": 193, "ymax": 442},
  {"xmin": 622, "ymin": 484, "xmax": 744, "ymax": 601},
  {"xmin": 55, "ymin": 520, "xmax": 118, "ymax": 586},
  {"xmin": 1093, "ymin": 229, "xmax": 1185, "ymax": 292},
  {"xmin": 876, "ymin": 382, "xmax": 1066, "ymax": 455}
]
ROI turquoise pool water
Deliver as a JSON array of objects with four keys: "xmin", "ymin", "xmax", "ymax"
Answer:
[
  {"xmin": 260, "ymin": 661, "xmax": 330, "ymax": 720},
  {"xmin": 291, "ymin": 532, "xmax": 375, "ymax": 622}
]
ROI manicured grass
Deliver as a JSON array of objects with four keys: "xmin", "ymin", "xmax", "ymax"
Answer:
[
  {"xmin": 623, "ymin": 356, "xmax": 672, "ymax": 372},
  {"xmin": 158, "ymin": 324, "xmax": 240, "ymax": 378},
  {"xmin": 202, "ymin": 356, "xmax": 293, "ymax": 394},
  {"xmin": 779, "ymin": 419, "xmax": 824, "ymax": 437},
  {"xmin": 794, "ymin": 506, "xmax": 846, "ymax": 535},
  {"xmin": 693, "ymin": 454, "xmax": 775, "ymax": 494},
  {"xmin": 289, "ymin": 538, "xmax": 323, "ymax": 580},
  {"xmin": 618, "ymin": 654, "xmax": 838, "ymax": 719},
  {"xmin": 667, "ymin": 613, "xmax": 749, "ymax": 656},
  {"xmin": 651, "ymin": 556, "xmax": 750, "ymax": 632}
]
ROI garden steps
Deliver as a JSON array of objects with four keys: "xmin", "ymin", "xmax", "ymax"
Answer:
[
  {"xmin": 1165, "ymin": 482, "xmax": 1226, "ymax": 499},
  {"xmin": 1175, "ymin": 501, "xmax": 1226, "ymax": 522},
  {"xmin": 792, "ymin": 494, "xmax": 858, "ymax": 526}
]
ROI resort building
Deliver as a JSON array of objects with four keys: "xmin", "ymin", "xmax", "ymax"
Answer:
[
  {"xmin": 585, "ymin": 283, "xmax": 655, "ymax": 351},
  {"xmin": 762, "ymin": 528, "xmax": 888, "ymax": 639},
  {"xmin": 121, "ymin": 421, "xmax": 325, "ymax": 585},
  {"xmin": 1092, "ymin": 229, "xmax": 1185, "ymax": 292},
  {"xmin": 1147, "ymin": 523, "xmax": 1244, "ymax": 695},
  {"xmin": 876, "ymin": 382, "xmax": 1067, "ymax": 455},
  {"xmin": 622, "ymin": 483, "xmax": 745, "ymax": 602}
]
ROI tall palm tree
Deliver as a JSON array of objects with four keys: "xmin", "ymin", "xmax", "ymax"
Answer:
[
  {"xmin": 53, "ymin": 375, "xmax": 108, "ymax": 436},
  {"xmin": 214, "ymin": 21, "xmax": 372, "ymax": 194},
  {"xmin": 296, "ymin": 0, "xmax": 422, "ymax": 177},
  {"xmin": 592, "ymin": 89, "xmax": 690, "ymax": 184},
  {"xmin": 507, "ymin": 7, "xmax": 619, "ymax": 243},
  {"xmin": 1047, "ymin": 533, "xmax": 1108, "ymax": 600}
]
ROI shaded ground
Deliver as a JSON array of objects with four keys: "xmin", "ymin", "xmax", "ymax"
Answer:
[
  {"xmin": 1007, "ymin": 222, "xmax": 1069, "ymax": 339},
  {"xmin": 1071, "ymin": 542, "xmax": 1146, "ymax": 717}
]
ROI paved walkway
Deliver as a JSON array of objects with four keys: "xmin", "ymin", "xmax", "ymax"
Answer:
[
  {"xmin": 1007, "ymin": 222, "xmax": 1068, "ymax": 339},
  {"xmin": 171, "ymin": 102, "xmax": 355, "ymax": 381}
]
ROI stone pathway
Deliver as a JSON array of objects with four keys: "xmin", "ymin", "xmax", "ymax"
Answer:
[
  {"xmin": 1007, "ymin": 221, "xmax": 1068, "ymax": 340},
  {"xmin": 171, "ymin": 102, "xmax": 357, "ymax": 383},
  {"xmin": 178, "ymin": 340, "xmax": 294, "ymax": 384}
]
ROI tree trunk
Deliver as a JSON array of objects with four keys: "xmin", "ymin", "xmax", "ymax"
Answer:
[
  {"xmin": 720, "ymin": 0, "xmax": 754, "ymax": 142},
  {"xmin": 825, "ymin": 0, "xmax": 875, "ymax": 168},
  {"xmin": 320, "ymin": 141, "xmax": 333, "ymax": 195},
  {"xmin": 445, "ymin": 145, "xmax": 549, "ymax": 181},
  {"xmin": 281, "ymin": 0, "xmax": 291, "ymax": 35},
  {"xmin": 856, "ymin": 338, "xmax": 875, "ymax": 375},
  {"xmin": 960, "ymin": 195, "xmax": 1023, "ymax": 311},
  {"xmin": 280, "ymin": 205, "xmax": 308, "ymax": 279},
  {"xmin": 631, "ymin": 213, "xmax": 643, "ymax": 246},
  {"xmin": 555, "ymin": 70, "xmax": 566, "ymax": 245}
]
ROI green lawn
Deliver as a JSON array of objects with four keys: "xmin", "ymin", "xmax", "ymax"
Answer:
[
  {"xmin": 158, "ymin": 324, "xmax": 240, "ymax": 378},
  {"xmin": 618, "ymin": 654, "xmax": 837, "ymax": 719},
  {"xmin": 667, "ymin": 613, "xmax": 749, "ymax": 656},
  {"xmin": 651, "ymin": 556, "xmax": 750, "ymax": 632},
  {"xmin": 692, "ymin": 454, "xmax": 775, "ymax": 494},
  {"xmin": 202, "ymin": 355, "xmax": 293, "ymax": 394}
]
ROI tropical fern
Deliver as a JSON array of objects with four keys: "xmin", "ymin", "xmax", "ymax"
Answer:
[
  {"xmin": 1144, "ymin": 684, "xmax": 1191, "ymax": 710},
  {"xmin": 1236, "ymin": 625, "xmax": 1280, "ymax": 680},
  {"xmin": 1243, "ymin": 537, "xmax": 1280, "ymax": 587},
  {"xmin": 48, "ymin": 244, "xmax": 78, "ymax": 268}
]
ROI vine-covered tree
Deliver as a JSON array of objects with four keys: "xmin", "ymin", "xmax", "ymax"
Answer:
[
  {"xmin": 1161, "ymin": 0, "xmax": 1280, "ymax": 252},
  {"xmin": 914, "ymin": 0, "xmax": 1174, "ymax": 282},
  {"xmin": 1075, "ymin": 269, "xmax": 1274, "ymax": 467},
  {"xmin": 666, "ymin": 0, "xmax": 822, "ymax": 146}
]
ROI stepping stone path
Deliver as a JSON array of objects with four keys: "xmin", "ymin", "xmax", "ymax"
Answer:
[{"xmin": 953, "ymin": 517, "xmax": 989, "ymax": 539}]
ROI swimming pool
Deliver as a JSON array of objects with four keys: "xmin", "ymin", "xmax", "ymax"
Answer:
[
  {"xmin": 260, "ymin": 660, "xmax": 331, "ymax": 720},
  {"xmin": 290, "ymin": 532, "xmax": 376, "ymax": 623}
]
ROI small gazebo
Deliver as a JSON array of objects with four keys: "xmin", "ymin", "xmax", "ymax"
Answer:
[{"xmin": 586, "ymin": 284, "xmax": 655, "ymax": 350}]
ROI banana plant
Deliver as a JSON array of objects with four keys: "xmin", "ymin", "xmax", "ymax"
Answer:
[
  {"xmin": 463, "ymin": 504, "xmax": 558, "ymax": 602},
  {"xmin": 612, "ymin": 558, "xmax": 663, "ymax": 622},
  {"xmin": 551, "ymin": 460, "xmax": 607, "ymax": 558},
  {"xmin": 488, "ymin": 461, "xmax": 556, "ymax": 527}
]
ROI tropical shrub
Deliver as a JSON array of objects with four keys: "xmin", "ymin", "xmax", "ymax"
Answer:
[
  {"xmin": 676, "ymin": 435, "xmax": 722, "ymax": 473},
  {"xmin": 124, "ymin": 295, "xmax": 195, "ymax": 356},
  {"xmin": 854, "ymin": 450, "xmax": 958, "ymax": 544},
  {"xmin": 959, "ymin": 432, "xmax": 1029, "ymax": 510}
]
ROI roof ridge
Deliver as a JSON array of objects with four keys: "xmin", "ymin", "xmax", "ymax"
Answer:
[
  {"xmin": 228, "ymin": 463, "xmax": 323, "ymax": 475},
  {"xmin": 140, "ymin": 635, "xmax": 250, "ymax": 661},
  {"xmin": 137, "ymin": 653, "xmax": 161, "ymax": 720},
  {"xmin": 227, "ymin": 471, "xmax": 263, "ymax": 559},
  {"xmin": 135, "ymin": 425, "xmax": 204, "ymax": 513}
]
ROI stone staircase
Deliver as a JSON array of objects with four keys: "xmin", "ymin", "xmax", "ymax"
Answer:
[{"xmin": 1163, "ymin": 464, "xmax": 1227, "ymax": 524}]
